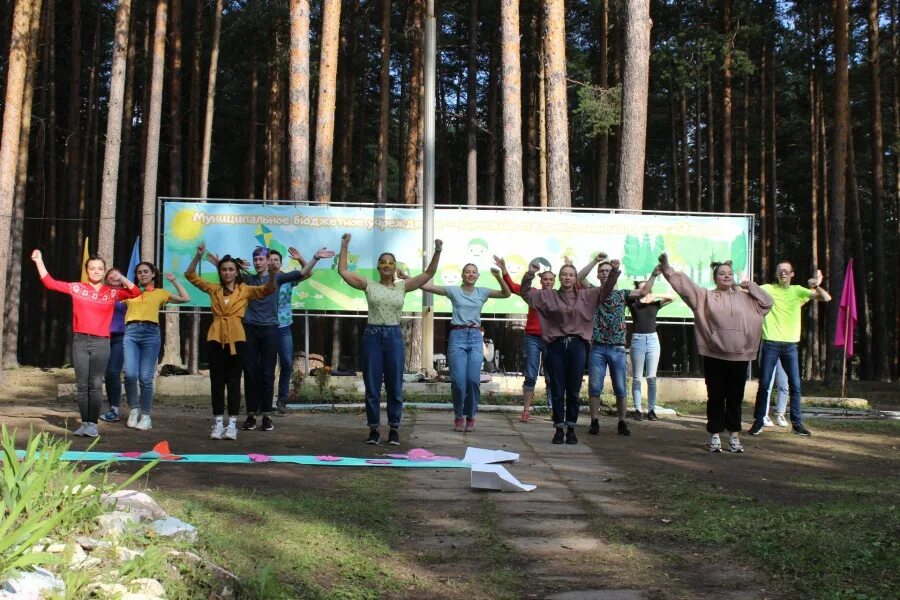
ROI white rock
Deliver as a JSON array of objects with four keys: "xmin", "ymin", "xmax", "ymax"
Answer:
[
  {"xmin": 85, "ymin": 581, "xmax": 129, "ymax": 597},
  {"xmin": 121, "ymin": 594, "xmax": 165, "ymax": 600},
  {"xmin": 1, "ymin": 567, "xmax": 65, "ymax": 595},
  {"xmin": 66, "ymin": 543, "xmax": 88, "ymax": 567},
  {"xmin": 130, "ymin": 578, "xmax": 166, "ymax": 597},
  {"xmin": 96, "ymin": 510, "xmax": 141, "ymax": 537},
  {"xmin": 114, "ymin": 546, "xmax": 144, "ymax": 562},
  {"xmin": 149, "ymin": 517, "xmax": 197, "ymax": 541},
  {"xmin": 101, "ymin": 490, "xmax": 168, "ymax": 521},
  {"xmin": 76, "ymin": 536, "xmax": 112, "ymax": 551},
  {"xmin": 167, "ymin": 550, "xmax": 202, "ymax": 565}
]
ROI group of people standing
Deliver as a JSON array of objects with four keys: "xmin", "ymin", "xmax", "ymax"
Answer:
[{"xmin": 35, "ymin": 234, "xmax": 830, "ymax": 453}]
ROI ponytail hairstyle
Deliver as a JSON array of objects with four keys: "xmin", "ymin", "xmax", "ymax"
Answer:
[
  {"xmin": 710, "ymin": 260, "xmax": 734, "ymax": 279},
  {"xmin": 218, "ymin": 255, "xmax": 248, "ymax": 286},
  {"xmin": 135, "ymin": 261, "xmax": 162, "ymax": 289}
]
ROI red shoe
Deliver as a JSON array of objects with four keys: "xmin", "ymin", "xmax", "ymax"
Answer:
[
  {"xmin": 519, "ymin": 411, "xmax": 530, "ymax": 423},
  {"xmin": 454, "ymin": 417, "xmax": 465, "ymax": 432},
  {"xmin": 465, "ymin": 418, "xmax": 475, "ymax": 432}
]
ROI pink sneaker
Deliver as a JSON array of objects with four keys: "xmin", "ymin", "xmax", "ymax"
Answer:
[
  {"xmin": 465, "ymin": 418, "xmax": 475, "ymax": 432},
  {"xmin": 519, "ymin": 411, "xmax": 530, "ymax": 423},
  {"xmin": 454, "ymin": 417, "xmax": 465, "ymax": 432}
]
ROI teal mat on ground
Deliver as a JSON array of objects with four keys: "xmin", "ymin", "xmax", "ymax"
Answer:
[{"xmin": 15, "ymin": 450, "xmax": 469, "ymax": 468}]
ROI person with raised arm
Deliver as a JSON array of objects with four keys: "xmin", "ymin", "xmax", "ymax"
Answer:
[
  {"xmin": 520, "ymin": 256, "xmax": 620, "ymax": 445},
  {"xmin": 417, "ymin": 257, "xmax": 510, "ymax": 432},
  {"xmin": 184, "ymin": 244, "xmax": 277, "ymax": 440},
  {"xmin": 748, "ymin": 262, "xmax": 831, "ymax": 437},
  {"xmin": 338, "ymin": 233, "xmax": 442, "ymax": 445},
  {"xmin": 657, "ymin": 253, "xmax": 772, "ymax": 453},
  {"xmin": 116, "ymin": 262, "xmax": 191, "ymax": 431},
  {"xmin": 576, "ymin": 253, "xmax": 647, "ymax": 437},
  {"xmin": 500, "ymin": 257, "xmax": 556, "ymax": 422},
  {"xmin": 626, "ymin": 266, "xmax": 674, "ymax": 421},
  {"xmin": 32, "ymin": 249, "xmax": 140, "ymax": 437},
  {"xmin": 100, "ymin": 269, "xmax": 128, "ymax": 425}
]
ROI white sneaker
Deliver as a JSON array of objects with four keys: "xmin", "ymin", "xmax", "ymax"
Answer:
[
  {"xmin": 135, "ymin": 415, "xmax": 152, "ymax": 431},
  {"xmin": 762, "ymin": 416, "xmax": 774, "ymax": 427},
  {"xmin": 224, "ymin": 423, "xmax": 238, "ymax": 440},
  {"xmin": 72, "ymin": 424, "xmax": 88, "ymax": 437},
  {"xmin": 127, "ymin": 408, "xmax": 141, "ymax": 428},
  {"xmin": 775, "ymin": 413, "xmax": 788, "ymax": 427},
  {"xmin": 729, "ymin": 433, "xmax": 744, "ymax": 453},
  {"xmin": 210, "ymin": 422, "xmax": 225, "ymax": 439},
  {"xmin": 707, "ymin": 433, "xmax": 722, "ymax": 453},
  {"xmin": 84, "ymin": 423, "xmax": 99, "ymax": 438}
]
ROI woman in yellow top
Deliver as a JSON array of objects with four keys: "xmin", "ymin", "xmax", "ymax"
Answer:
[
  {"xmin": 185, "ymin": 243, "xmax": 277, "ymax": 440},
  {"xmin": 119, "ymin": 261, "xmax": 191, "ymax": 431}
]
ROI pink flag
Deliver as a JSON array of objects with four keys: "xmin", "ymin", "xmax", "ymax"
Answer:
[{"xmin": 834, "ymin": 259, "xmax": 857, "ymax": 357}]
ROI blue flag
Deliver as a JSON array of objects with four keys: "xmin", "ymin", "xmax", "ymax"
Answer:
[{"xmin": 126, "ymin": 237, "xmax": 141, "ymax": 281}]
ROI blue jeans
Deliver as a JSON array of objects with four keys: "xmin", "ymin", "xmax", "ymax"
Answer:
[
  {"xmin": 242, "ymin": 323, "xmax": 279, "ymax": 414},
  {"xmin": 523, "ymin": 334, "xmax": 552, "ymax": 408},
  {"xmin": 448, "ymin": 328, "xmax": 483, "ymax": 419},
  {"xmin": 362, "ymin": 325, "xmax": 404, "ymax": 428},
  {"xmin": 277, "ymin": 325, "xmax": 293, "ymax": 402},
  {"xmin": 588, "ymin": 343, "xmax": 628, "ymax": 398},
  {"xmin": 764, "ymin": 359, "xmax": 789, "ymax": 415},
  {"xmin": 545, "ymin": 336, "xmax": 588, "ymax": 427},
  {"xmin": 105, "ymin": 332, "xmax": 124, "ymax": 409},
  {"xmin": 123, "ymin": 323, "xmax": 161, "ymax": 414},
  {"xmin": 630, "ymin": 333, "xmax": 660, "ymax": 412},
  {"xmin": 753, "ymin": 341, "xmax": 803, "ymax": 427}
]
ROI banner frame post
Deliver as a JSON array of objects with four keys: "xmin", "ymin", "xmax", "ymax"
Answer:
[{"xmin": 421, "ymin": 0, "xmax": 436, "ymax": 374}]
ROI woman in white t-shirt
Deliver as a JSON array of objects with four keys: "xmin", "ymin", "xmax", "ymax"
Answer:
[
  {"xmin": 338, "ymin": 233, "xmax": 442, "ymax": 446},
  {"xmin": 419, "ymin": 260, "xmax": 510, "ymax": 432}
]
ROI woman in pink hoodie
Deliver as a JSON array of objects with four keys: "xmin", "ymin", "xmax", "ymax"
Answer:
[{"xmin": 658, "ymin": 253, "xmax": 772, "ymax": 453}]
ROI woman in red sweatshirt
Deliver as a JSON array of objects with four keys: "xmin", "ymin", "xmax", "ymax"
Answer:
[{"xmin": 32, "ymin": 249, "xmax": 140, "ymax": 437}]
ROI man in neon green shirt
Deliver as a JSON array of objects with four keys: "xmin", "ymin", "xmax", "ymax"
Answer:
[{"xmin": 749, "ymin": 261, "xmax": 831, "ymax": 437}]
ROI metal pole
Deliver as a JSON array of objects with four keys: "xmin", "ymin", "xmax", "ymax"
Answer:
[
  {"xmin": 304, "ymin": 311, "xmax": 310, "ymax": 376},
  {"xmin": 422, "ymin": 0, "xmax": 436, "ymax": 373}
]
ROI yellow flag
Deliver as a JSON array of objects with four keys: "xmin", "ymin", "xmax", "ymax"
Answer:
[{"xmin": 80, "ymin": 238, "xmax": 90, "ymax": 282}]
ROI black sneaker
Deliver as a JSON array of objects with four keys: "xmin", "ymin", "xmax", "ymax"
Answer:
[
  {"xmin": 259, "ymin": 415, "xmax": 274, "ymax": 431},
  {"xmin": 792, "ymin": 424, "xmax": 812, "ymax": 437},
  {"xmin": 632, "ymin": 410, "xmax": 644, "ymax": 421},
  {"xmin": 647, "ymin": 410, "xmax": 658, "ymax": 421},
  {"xmin": 241, "ymin": 415, "xmax": 257, "ymax": 430},
  {"xmin": 275, "ymin": 398, "xmax": 287, "ymax": 415},
  {"xmin": 748, "ymin": 421, "xmax": 764, "ymax": 436},
  {"xmin": 387, "ymin": 428, "xmax": 400, "ymax": 445},
  {"xmin": 588, "ymin": 419, "xmax": 600, "ymax": 435},
  {"xmin": 552, "ymin": 428, "xmax": 565, "ymax": 444},
  {"xmin": 617, "ymin": 420, "xmax": 631, "ymax": 436},
  {"xmin": 365, "ymin": 429, "xmax": 380, "ymax": 444},
  {"xmin": 565, "ymin": 427, "xmax": 578, "ymax": 445}
]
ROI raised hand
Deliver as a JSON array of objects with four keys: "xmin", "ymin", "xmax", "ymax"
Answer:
[
  {"xmin": 492, "ymin": 255, "xmax": 507, "ymax": 272},
  {"xmin": 341, "ymin": 233, "xmax": 351, "ymax": 246},
  {"xmin": 107, "ymin": 271, "xmax": 122, "ymax": 284},
  {"xmin": 658, "ymin": 253, "xmax": 669, "ymax": 266},
  {"xmin": 434, "ymin": 239, "xmax": 443, "ymax": 252},
  {"xmin": 739, "ymin": 275, "xmax": 751, "ymax": 289},
  {"xmin": 31, "ymin": 249, "xmax": 42, "ymax": 262},
  {"xmin": 562, "ymin": 255, "xmax": 574, "ymax": 266},
  {"xmin": 529, "ymin": 261, "xmax": 541, "ymax": 274},
  {"xmin": 164, "ymin": 272, "xmax": 177, "ymax": 282},
  {"xmin": 288, "ymin": 246, "xmax": 304, "ymax": 262},
  {"xmin": 396, "ymin": 270, "xmax": 409, "ymax": 280},
  {"xmin": 609, "ymin": 259, "xmax": 621, "ymax": 271},
  {"xmin": 196, "ymin": 243, "xmax": 206, "ymax": 256},
  {"xmin": 595, "ymin": 251, "xmax": 608, "ymax": 262},
  {"xmin": 205, "ymin": 251, "xmax": 220, "ymax": 266},
  {"xmin": 651, "ymin": 264, "xmax": 662, "ymax": 277},
  {"xmin": 490, "ymin": 266, "xmax": 501, "ymax": 276},
  {"xmin": 314, "ymin": 246, "xmax": 336, "ymax": 260},
  {"xmin": 809, "ymin": 269, "xmax": 823, "ymax": 287}
]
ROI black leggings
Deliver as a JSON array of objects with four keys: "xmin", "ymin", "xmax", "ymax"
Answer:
[
  {"xmin": 208, "ymin": 341, "xmax": 245, "ymax": 416},
  {"xmin": 703, "ymin": 356, "xmax": 748, "ymax": 433},
  {"xmin": 72, "ymin": 333, "xmax": 111, "ymax": 423}
]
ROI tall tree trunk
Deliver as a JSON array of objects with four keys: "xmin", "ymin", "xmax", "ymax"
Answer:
[
  {"xmin": 117, "ymin": 0, "xmax": 137, "ymax": 254},
  {"xmin": 825, "ymin": 0, "xmax": 850, "ymax": 387},
  {"xmin": 537, "ymin": 17, "xmax": 548, "ymax": 208},
  {"xmin": 694, "ymin": 85, "xmax": 702, "ymax": 213},
  {"xmin": 485, "ymin": 32, "xmax": 499, "ymax": 205},
  {"xmin": 767, "ymin": 42, "xmax": 778, "ymax": 265},
  {"xmin": 679, "ymin": 87, "xmax": 692, "ymax": 212},
  {"xmin": 596, "ymin": 0, "xmax": 610, "ymax": 207},
  {"xmin": 264, "ymin": 29, "xmax": 283, "ymax": 200},
  {"xmin": 375, "ymin": 0, "xmax": 391, "ymax": 204},
  {"xmin": 846, "ymin": 125, "xmax": 872, "ymax": 379},
  {"xmin": 402, "ymin": 0, "xmax": 423, "ymax": 204},
  {"xmin": 758, "ymin": 45, "xmax": 768, "ymax": 276},
  {"xmin": 893, "ymin": 0, "xmax": 900, "ymax": 378},
  {"xmin": 668, "ymin": 79, "xmax": 680, "ymax": 210},
  {"xmin": 741, "ymin": 75, "xmax": 749, "ymax": 213},
  {"xmin": 288, "ymin": 0, "xmax": 310, "ymax": 202},
  {"xmin": 706, "ymin": 68, "xmax": 715, "ymax": 212},
  {"xmin": 246, "ymin": 48, "xmax": 258, "ymax": 197},
  {"xmin": 722, "ymin": 0, "xmax": 733, "ymax": 212},
  {"xmin": 3, "ymin": 0, "xmax": 42, "ymax": 367},
  {"xmin": 168, "ymin": 0, "xmax": 184, "ymax": 199},
  {"xmin": 199, "ymin": 0, "xmax": 223, "ymax": 198},
  {"xmin": 312, "ymin": 0, "xmax": 342, "ymax": 203},
  {"xmin": 77, "ymin": 16, "xmax": 101, "ymax": 252},
  {"xmin": 186, "ymin": 0, "xmax": 203, "ymax": 196},
  {"xmin": 806, "ymin": 44, "xmax": 820, "ymax": 380},
  {"xmin": 465, "ymin": 0, "xmax": 478, "ymax": 206},
  {"xmin": 500, "ymin": 0, "xmax": 523, "ymax": 207},
  {"xmin": 64, "ymin": 0, "xmax": 83, "ymax": 271},
  {"xmin": 867, "ymin": 0, "xmax": 890, "ymax": 380},
  {"xmin": 42, "ymin": 0, "xmax": 58, "ymax": 363},
  {"xmin": 98, "ymin": 0, "xmax": 133, "ymax": 261},
  {"xmin": 617, "ymin": 0, "xmax": 651, "ymax": 210},
  {"xmin": 335, "ymin": 1, "xmax": 359, "ymax": 203},
  {"xmin": 544, "ymin": 0, "xmax": 571, "ymax": 207}
]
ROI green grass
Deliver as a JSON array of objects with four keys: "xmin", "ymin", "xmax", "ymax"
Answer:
[{"xmin": 641, "ymin": 473, "xmax": 900, "ymax": 599}]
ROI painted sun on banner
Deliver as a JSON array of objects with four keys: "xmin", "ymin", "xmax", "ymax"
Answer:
[{"xmin": 160, "ymin": 200, "xmax": 752, "ymax": 320}]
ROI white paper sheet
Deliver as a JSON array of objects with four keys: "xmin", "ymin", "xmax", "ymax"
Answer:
[
  {"xmin": 470, "ymin": 464, "xmax": 536, "ymax": 492},
  {"xmin": 462, "ymin": 447, "xmax": 520, "ymax": 465}
]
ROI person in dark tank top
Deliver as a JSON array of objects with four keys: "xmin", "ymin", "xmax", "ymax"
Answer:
[{"xmin": 626, "ymin": 265, "xmax": 673, "ymax": 422}]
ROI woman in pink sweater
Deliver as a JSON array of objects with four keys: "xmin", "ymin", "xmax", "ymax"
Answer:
[
  {"xmin": 520, "ymin": 257, "xmax": 619, "ymax": 445},
  {"xmin": 658, "ymin": 253, "xmax": 772, "ymax": 453}
]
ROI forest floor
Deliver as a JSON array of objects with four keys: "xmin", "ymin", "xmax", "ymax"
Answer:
[{"xmin": 1, "ymin": 366, "xmax": 898, "ymax": 599}]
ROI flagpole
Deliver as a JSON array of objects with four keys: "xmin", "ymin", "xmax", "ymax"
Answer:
[{"xmin": 840, "ymin": 306, "xmax": 850, "ymax": 399}]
